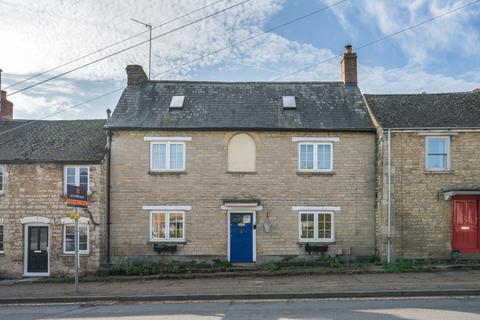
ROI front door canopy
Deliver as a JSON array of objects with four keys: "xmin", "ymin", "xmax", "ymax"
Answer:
[
  {"xmin": 443, "ymin": 190, "xmax": 480, "ymax": 200},
  {"xmin": 221, "ymin": 199, "xmax": 263, "ymax": 211}
]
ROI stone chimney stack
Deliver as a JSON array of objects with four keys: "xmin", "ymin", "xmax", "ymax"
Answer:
[
  {"xmin": 0, "ymin": 90, "xmax": 14, "ymax": 119},
  {"xmin": 340, "ymin": 44, "xmax": 357, "ymax": 85},
  {"xmin": 126, "ymin": 65, "xmax": 148, "ymax": 86}
]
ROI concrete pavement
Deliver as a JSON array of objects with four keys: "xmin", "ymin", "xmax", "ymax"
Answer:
[{"xmin": 1, "ymin": 270, "xmax": 480, "ymax": 304}]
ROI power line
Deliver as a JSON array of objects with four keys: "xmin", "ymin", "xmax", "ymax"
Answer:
[
  {"xmin": 0, "ymin": 88, "xmax": 123, "ymax": 136},
  {"xmin": 150, "ymin": 0, "xmax": 348, "ymax": 79},
  {"xmin": 4, "ymin": 0, "xmax": 225, "ymax": 90},
  {"xmin": 6, "ymin": 0, "xmax": 250, "ymax": 97},
  {"xmin": 2, "ymin": 0, "xmax": 477, "ymax": 137},
  {"xmin": 272, "ymin": 0, "xmax": 480, "ymax": 81},
  {"xmin": 0, "ymin": 0, "xmax": 346, "ymax": 137}
]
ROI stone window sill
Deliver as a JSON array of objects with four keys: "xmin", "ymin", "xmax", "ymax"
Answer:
[
  {"xmin": 226, "ymin": 171, "xmax": 257, "ymax": 175},
  {"xmin": 424, "ymin": 170, "xmax": 454, "ymax": 175},
  {"xmin": 148, "ymin": 171, "xmax": 187, "ymax": 176},
  {"xmin": 60, "ymin": 253, "xmax": 90, "ymax": 257},
  {"xmin": 298, "ymin": 241, "xmax": 336, "ymax": 245},
  {"xmin": 296, "ymin": 171, "xmax": 335, "ymax": 176},
  {"xmin": 147, "ymin": 240, "xmax": 187, "ymax": 244}
]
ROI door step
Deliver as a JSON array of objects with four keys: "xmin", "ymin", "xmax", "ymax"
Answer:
[
  {"xmin": 230, "ymin": 263, "xmax": 259, "ymax": 271},
  {"xmin": 454, "ymin": 252, "xmax": 480, "ymax": 260}
]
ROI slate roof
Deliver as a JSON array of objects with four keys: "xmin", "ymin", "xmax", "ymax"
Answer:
[
  {"xmin": 106, "ymin": 81, "xmax": 374, "ymax": 131},
  {"xmin": 0, "ymin": 119, "xmax": 107, "ymax": 163},
  {"xmin": 365, "ymin": 91, "xmax": 480, "ymax": 129}
]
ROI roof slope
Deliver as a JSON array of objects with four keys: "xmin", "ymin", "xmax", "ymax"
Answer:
[
  {"xmin": 0, "ymin": 119, "xmax": 107, "ymax": 163},
  {"xmin": 106, "ymin": 81, "xmax": 374, "ymax": 131},
  {"xmin": 365, "ymin": 91, "xmax": 480, "ymax": 129}
]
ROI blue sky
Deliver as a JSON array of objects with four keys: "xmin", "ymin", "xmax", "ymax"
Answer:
[{"xmin": 1, "ymin": 0, "xmax": 479, "ymax": 120}]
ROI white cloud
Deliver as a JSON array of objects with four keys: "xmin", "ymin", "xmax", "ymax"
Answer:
[
  {"xmin": 0, "ymin": 0, "xmax": 284, "ymax": 81},
  {"xmin": 1, "ymin": 0, "xmax": 479, "ymax": 120},
  {"xmin": 329, "ymin": 0, "xmax": 480, "ymax": 66}
]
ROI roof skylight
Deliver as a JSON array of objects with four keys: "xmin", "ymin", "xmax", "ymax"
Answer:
[
  {"xmin": 170, "ymin": 96, "xmax": 185, "ymax": 108},
  {"xmin": 282, "ymin": 96, "xmax": 296, "ymax": 109}
]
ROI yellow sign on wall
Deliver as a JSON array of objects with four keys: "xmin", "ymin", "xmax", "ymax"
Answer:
[{"xmin": 67, "ymin": 213, "xmax": 81, "ymax": 220}]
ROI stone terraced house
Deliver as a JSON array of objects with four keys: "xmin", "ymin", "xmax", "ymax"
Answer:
[
  {"xmin": 105, "ymin": 47, "xmax": 377, "ymax": 264},
  {"xmin": 0, "ymin": 96, "xmax": 107, "ymax": 277},
  {"xmin": 365, "ymin": 91, "xmax": 480, "ymax": 261},
  {"xmin": 3, "ymin": 45, "xmax": 479, "ymax": 278}
]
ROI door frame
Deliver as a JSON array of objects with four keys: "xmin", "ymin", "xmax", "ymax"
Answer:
[
  {"xmin": 452, "ymin": 196, "xmax": 480, "ymax": 253},
  {"xmin": 23, "ymin": 223, "xmax": 50, "ymax": 277},
  {"xmin": 227, "ymin": 210, "xmax": 256, "ymax": 263}
]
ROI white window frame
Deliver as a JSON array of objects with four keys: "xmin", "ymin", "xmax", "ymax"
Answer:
[
  {"xmin": 298, "ymin": 211, "xmax": 334, "ymax": 243},
  {"xmin": 63, "ymin": 223, "xmax": 89, "ymax": 255},
  {"xmin": 425, "ymin": 136, "xmax": 451, "ymax": 171},
  {"xmin": 0, "ymin": 224, "xmax": 4, "ymax": 253},
  {"xmin": 63, "ymin": 166, "xmax": 90, "ymax": 194},
  {"xmin": 149, "ymin": 211, "xmax": 186, "ymax": 242},
  {"xmin": 298, "ymin": 142, "xmax": 333, "ymax": 172},
  {"xmin": 150, "ymin": 142, "xmax": 186, "ymax": 172},
  {"xmin": 0, "ymin": 166, "xmax": 4, "ymax": 194}
]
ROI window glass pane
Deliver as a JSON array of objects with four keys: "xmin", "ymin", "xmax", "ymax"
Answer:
[
  {"xmin": 317, "ymin": 144, "xmax": 331, "ymax": 170},
  {"xmin": 151, "ymin": 212, "xmax": 166, "ymax": 239},
  {"xmin": 427, "ymin": 155, "xmax": 447, "ymax": 169},
  {"xmin": 65, "ymin": 225, "xmax": 74, "ymax": 252},
  {"xmin": 0, "ymin": 168, "xmax": 3, "ymax": 192},
  {"xmin": 66, "ymin": 167, "xmax": 76, "ymax": 186},
  {"xmin": 300, "ymin": 213, "xmax": 314, "ymax": 239},
  {"xmin": 65, "ymin": 225, "xmax": 88, "ymax": 252},
  {"xmin": 79, "ymin": 168, "xmax": 89, "ymax": 189},
  {"xmin": 169, "ymin": 212, "xmax": 184, "ymax": 239},
  {"xmin": 79, "ymin": 227, "xmax": 88, "ymax": 251},
  {"xmin": 169, "ymin": 144, "xmax": 184, "ymax": 170},
  {"xmin": 29, "ymin": 227, "xmax": 39, "ymax": 250},
  {"xmin": 318, "ymin": 214, "xmax": 325, "ymax": 238},
  {"xmin": 152, "ymin": 144, "xmax": 167, "ymax": 170},
  {"xmin": 300, "ymin": 144, "xmax": 314, "ymax": 170},
  {"xmin": 318, "ymin": 214, "xmax": 332, "ymax": 239},
  {"xmin": 428, "ymin": 139, "xmax": 446, "ymax": 154},
  {"xmin": 0, "ymin": 225, "xmax": 3, "ymax": 251}
]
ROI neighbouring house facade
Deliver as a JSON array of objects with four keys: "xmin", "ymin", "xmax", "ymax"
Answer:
[
  {"xmin": 0, "ymin": 93, "xmax": 108, "ymax": 277},
  {"xmin": 105, "ymin": 47, "xmax": 377, "ymax": 264},
  {"xmin": 365, "ymin": 92, "xmax": 480, "ymax": 261}
]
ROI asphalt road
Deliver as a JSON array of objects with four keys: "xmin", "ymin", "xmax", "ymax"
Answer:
[{"xmin": 1, "ymin": 297, "xmax": 480, "ymax": 320}]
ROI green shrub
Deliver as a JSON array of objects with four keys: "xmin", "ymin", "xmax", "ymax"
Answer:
[
  {"xmin": 384, "ymin": 260, "xmax": 415, "ymax": 273},
  {"xmin": 264, "ymin": 261, "xmax": 280, "ymax": 272},
  {"xmin": 109, "ymin": 259, "xmax": 233, "ymax": 276}
]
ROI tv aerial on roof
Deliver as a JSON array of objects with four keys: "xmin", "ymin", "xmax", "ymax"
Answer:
[{"xmin": 130, "ymin": 18, "xmax": 152, "ymax": 80}]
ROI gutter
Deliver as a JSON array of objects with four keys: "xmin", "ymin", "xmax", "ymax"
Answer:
[
  {"xmin": 387, "ymin": 129, "xmax": 392, "ymax": 263},
  {"xmin": 106, "ymin": 129, "xmax": 112, "ymax": 264},
  {"xmin": 104, "ymin": 126, "xmax": 376, "ymax": 133},
  {"xmin": 383, "ymin": 127, "xmax": 480, "ymax": 132}
]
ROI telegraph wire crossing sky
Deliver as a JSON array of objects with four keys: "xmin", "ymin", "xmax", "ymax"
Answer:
[{"xmin": 0, "ymin": 0, "xmax": 479, "ymax": 120}]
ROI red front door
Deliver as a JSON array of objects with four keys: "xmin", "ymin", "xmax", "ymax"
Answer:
[{"xmin": 452, "ymin": 197, "xmax": 479, "ymax": 252}]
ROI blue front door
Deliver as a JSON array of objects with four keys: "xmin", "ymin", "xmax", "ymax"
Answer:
[{"xmin": 230, "ymin": 213, "xmax": 254, "ymax": 262}]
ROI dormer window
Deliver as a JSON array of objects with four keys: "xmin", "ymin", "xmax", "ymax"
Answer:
[
  {"xmin": 170, "ymin": 96, "xmax": 185, "ymax": 109},
  {"xmin": 282, "ymin": 96, "xmax": 296, "ymax": 109}
]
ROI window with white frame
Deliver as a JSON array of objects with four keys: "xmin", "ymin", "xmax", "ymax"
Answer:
[
  {"xmin": 63, "ymin": 224, "xmax": 89, "ymax": 254},
  {"xmin": 0, "ymin": 225, "xmax": 4, "ymax": 252},
  {"xmin": 150, "ymin": 142, "xmax": 185, "ymax": 171},
  {"xmin": 299, "ymin": 211, "xmax": 334, "ymax": 242},
  {"xmin": 149, "ymin": 211, "xmax": 185, "ymax": 241},
  {"xmin": 0, "ymin": 166, "xmax": 4, "ymax": 193},
  {"xmin": 298, "ymin": 143, "xmax": 333, "ymax": 171},
  {"xmin": 64, "ymin": 166, "xmax": 89, "ymax": 193},
  {"xmin": 425, "ymin": 136, "xmax": 450, "ymax": 171}
]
